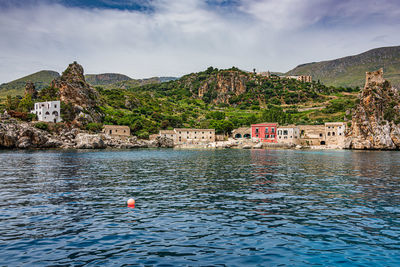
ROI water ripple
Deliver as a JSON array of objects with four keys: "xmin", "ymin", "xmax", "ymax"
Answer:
[{"xmin": 0, "ymin": 149, "xmax": 399, "ymax": 266}]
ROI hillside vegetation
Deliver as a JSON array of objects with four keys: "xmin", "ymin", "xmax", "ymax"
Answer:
[
  {"xmin": 286, "ymin": 46, "xmax": 400, "ymax": 88},
  {"xmin": 95, "ymin": 67, "xmax": 357, "ymax": 137},
  {"xmin": 0, "ymin": 70, "xmax": 60, "ymax": 100},
  {"xmin": 1, "ymin": 64, "xmax": 358, "ymax": 138}
]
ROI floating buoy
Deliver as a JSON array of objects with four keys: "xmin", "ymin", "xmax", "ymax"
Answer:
[{"xmin": 127, "ymin": 198, "xmax": 135, "ymax": 208}]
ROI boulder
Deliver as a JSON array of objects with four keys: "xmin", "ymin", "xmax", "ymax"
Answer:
[{"xmin": 75, "ymin": 133, "xmax": 106, "ymax": 149}]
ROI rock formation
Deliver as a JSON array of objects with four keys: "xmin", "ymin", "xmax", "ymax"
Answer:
[
  {"xmin": 345, "ymin": 68, "xmax": 400, "ymax": 149},
  {"xmin": 24, "ymin": 82, "xmax": 38, "ymax": 99},
  {"xmin": 197, "ymin": 70, "xmax": 248, "ymax": 104},
  {"xmin": 50, "ymin": 62, "xmax": 103, "ymax": 124},
  {"xmin": 0, "ymin": 120, "xmax": 171, "ymax": 150}
]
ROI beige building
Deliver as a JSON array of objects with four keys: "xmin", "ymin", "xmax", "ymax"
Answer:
[
  {"xmin": 174, "ymin": 128, "xmax": 215, "ymax": 144},
  {"xmin": 159, "ymin": 130, "xmax": 176, "ymax": 140},
  {"xmin": 325, "ymin": 122, "xmax": 346, "ymax": 147},
  {"xmin": 281, "ymin": 75, "xmax": 312, "ymax": 83},
  {"xmin": 232, "ymin": 127, "xmax": 251, "ymax": 139},
  {"xmin": 298, "ymin": 125, "xmax": 326, "ymax": 146},
  {"xmin": 277, "ymin": 125, "xmax": 300, "ymax": 144},
  {"xmin": 104, "ymin": 125, "xmax": 130, "ymax": 137}
]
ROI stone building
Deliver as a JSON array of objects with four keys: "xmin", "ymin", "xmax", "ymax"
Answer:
[
  {"xmin": 325, "ymin": 122, "xmax": 346, "ymax": 147},
  {"xmin": 251, "ymin": 123, "xmax": 278, "ymax": 143},
  {"xmin": 159, "ymin": 130, "xmax": 176, "ymax": 140},
  {"xmin": 104, "ymin": 125, "xmax": 130, "ymax": 137},
  {"xmin": 174, "ymin": 128, "xmax": 215, "ymax": 144},
  {"xmin": 281, "ymin": 75, "xmax": 312, "ymax": 83},
  {"xmin": 232, "ymin": 127, "xmax": 251, "ymax": 139},
  {"xmin": 277, "ymin": 125, "xmax": 300, "ymax": 144},
  {"xmin": 298, "ymin": 125, "xmax": 326, "ymax": 146},
  {"xmin": 31, "ymin": 101, "xmax": 62, "ymax": 123}
]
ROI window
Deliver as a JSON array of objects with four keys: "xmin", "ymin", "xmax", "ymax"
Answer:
[
  {"xmin": 255, "ymin": 128, "xmax": 259, "ymax": 133},
  {"xmin": 265, "ymin": 134, "xmax": 269, "ymax": 138},
  {"xmin": 265, "ymin": 128, "xmax": 269, "ymax": 133},
  {"xmin": 283, "ymin": 130, "xmax": 288, "ymax": 135},
  {"xmin": 332, "ymin": 132, "xmax": 335, "ymax": 136},
  {"xmin": 272, "ymin": 128, "xmax": 275, "ymax": 133},
  {"xmin": 202, "ymin": 136, "xmax": 204, "ymax": 139},
  {"xmin": 339, "ymin": 133, "xmax": 342, "ymax": 135},
  {"xmin": 319, "ymin": 133, "xmax": 323, "ymax": 137},
  {"xmin": 271, "ymin": 134, "xmax": 275, "ymax": 138},
  {"xmin": 54, "ymin": 104, "xmax": 57, "ymax": 108},
  {"xmin": 328, "ymin": 132, "xmax": 331, "ymax": 136},
  {"xmin": 284, "ymin": 136, "xmax": 287, "ymax": 139}
]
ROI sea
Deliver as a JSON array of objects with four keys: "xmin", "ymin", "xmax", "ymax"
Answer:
[{"xmin": 0, "ymin": 149, "xmax": 399, "ymax": 266}]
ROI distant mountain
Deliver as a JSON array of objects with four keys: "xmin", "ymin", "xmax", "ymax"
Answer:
[
  {"xmin": 0, "ymin": 70, "xmax": 60, "ymax": 99},
  {"xmin": 286, "ymin": 46, "xmax": 400, "ymax": 88},
  {"xmin": 159, "ymin": 76, "xmax": 178, "ymax": 82},
  {"xmin": 85, "ymin": 73, "xmax": 132, "ymax": 86}
]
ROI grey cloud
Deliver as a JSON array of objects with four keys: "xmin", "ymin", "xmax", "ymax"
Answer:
[{"xmin": 0, "ymin": 0, "xmax": 399, "ymax": 83}]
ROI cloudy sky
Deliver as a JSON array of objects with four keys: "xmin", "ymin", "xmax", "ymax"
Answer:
[{"xmin": 0, "ymin": 0, "xmax": 399, "ymax": 83}]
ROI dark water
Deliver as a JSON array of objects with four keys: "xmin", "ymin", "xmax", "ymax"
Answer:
[{"xmin": 0, "ymin": 149, "xmax": 399, "ymax": 266}]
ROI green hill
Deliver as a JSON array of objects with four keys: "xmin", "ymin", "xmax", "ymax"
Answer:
[
  {"xmin": 85, "ymin": 73, "xmax": 132, "ymax": 86},
  {"xmin": 94, "ymin": 67, "xmax": 357, "ymax": 137},
  {"xmin": 0, "ymin": 70, "xmax": 60, "ymax": 99},
  {"xmin": 286, "ymin": 46, "xmax": 400, "ymax": 88}
]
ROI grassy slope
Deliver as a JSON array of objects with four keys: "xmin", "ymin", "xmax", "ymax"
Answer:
[
  {"xmin": 286, "ymin": 46, "xmax": 400, "ymax": 88},
  {"xmin": 0, "ymin": 70, "xmax": 60, "ymax": 100}
]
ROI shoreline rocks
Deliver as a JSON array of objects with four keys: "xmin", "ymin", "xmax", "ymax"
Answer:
[{"xmin": 0, "ymin": 121, "xmax": 174, "ymax": 150}]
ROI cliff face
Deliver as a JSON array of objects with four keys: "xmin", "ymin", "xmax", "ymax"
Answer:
[
  {"xmin": 50, "ymin": 62, "xmax": 103, "ymax": 124},
  {"xmin": 198, "ymin": 71, "xmax": 247, "ymax": 104},
  {"xmin": 180, "ymin": 69, "xmax": 249, "ymax": 104},
  {"xmin": 345, "ymin": 68, "xmax": 400, "ymax": 149}
]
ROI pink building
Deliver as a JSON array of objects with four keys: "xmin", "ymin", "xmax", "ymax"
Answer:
[{"xmin": 251, "ymin": 123, "xmax": 278, "ymax": 143}]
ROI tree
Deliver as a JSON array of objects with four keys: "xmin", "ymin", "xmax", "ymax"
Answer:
[{"xmin": 18, "ymin": 94, "xmax": 33, "ymax": 113}]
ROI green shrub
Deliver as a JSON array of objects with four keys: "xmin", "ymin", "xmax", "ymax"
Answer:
[
  {"xmin": 34, "ymin": 122, "xmax": 48, "ymax": 131},
  {"xmin": 86, "ymin": 123, "xmax": 103, "ymax": 133}
]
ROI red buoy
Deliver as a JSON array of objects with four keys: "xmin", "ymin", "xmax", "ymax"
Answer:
[{"xmin": 127, "ymin": 198, "xmax": 135, "ymax": 208}]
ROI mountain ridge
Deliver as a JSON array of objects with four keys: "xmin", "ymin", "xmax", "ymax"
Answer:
[{"xmin": 286, "ymin": 45, "xmax": 400, "ymax": 88}]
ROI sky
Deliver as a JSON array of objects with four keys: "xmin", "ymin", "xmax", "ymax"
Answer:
[{"xmin": 0, "ymin": 0, "xmax": 399, "ymax": 83}]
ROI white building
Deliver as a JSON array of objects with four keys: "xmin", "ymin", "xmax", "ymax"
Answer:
[
  {"xmin": 277, "ymin": 125, "xmax": 300, "ymax": 145},
  {"xmin": 31, "ymin": 101, "xmax": 62, "ymax": 123}
]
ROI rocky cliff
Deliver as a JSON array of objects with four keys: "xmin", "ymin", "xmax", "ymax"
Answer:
[
  {"xmin": 345, "ymin": 69, "xmax": 400, "ymax": 149},
  {"xmin": 50, "ymin": 62, "xmax": 103, "ymax": 124},
  {"xmin": 198, "ymin": 71, "xmax": 247, "ymax": 104}
]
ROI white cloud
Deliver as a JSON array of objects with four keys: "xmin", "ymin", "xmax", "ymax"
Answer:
[{"xmin": 0, "ymin": 0, "xmax": 399, "ymax": 83}]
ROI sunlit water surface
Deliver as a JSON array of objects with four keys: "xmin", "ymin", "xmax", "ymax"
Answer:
[{"xmin": 0, "ymin": 149, "xmax": 399, "ymax": 266}]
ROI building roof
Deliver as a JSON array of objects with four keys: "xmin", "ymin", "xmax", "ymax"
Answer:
[
  {"xmin": 251, "ymin": 122, "xmax": 278, "ymax": 126},
  {"xmin": 104, "ymin": 125, "xmax": 130, "ymax": 129},
  {"xmin": 277, "ymin": 124, "xmax": 298, "ymax": 129},
  {"xmin": 232, "ymin": 127, "xmax": 251, "ymax": 135},
  {"xmin": 174, "ymin": 128, "xmax": 215, "ymax": 131},
  {"xmin": 325, "ymin": 122, "xmax": 345, "ymax": 125},
  {"xmin": 160, "ymin": 130, "xmax": 176, "ymax": 134}
]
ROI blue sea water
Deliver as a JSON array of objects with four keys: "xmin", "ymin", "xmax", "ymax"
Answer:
[{"xmin": 0, "ymin": 149, "xmax": 399, "ymax": 266}]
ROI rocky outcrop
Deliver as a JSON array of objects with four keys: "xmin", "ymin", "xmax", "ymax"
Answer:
[
  {"xmin": 50, "ymin": 62, "xmax": 104, "ymax": 124},
  {"xmin": 345, "ymin": 69, "xmax": 400, "ymax": 149},
  {"xmin": 0, "ymin": 121, "xmax": 62, "ymax": 149},
  {"xmin": 0, "ymin": 121, "xmax": 161, "ymax": 150},
  {"xmin": 24, "ymin": 82, "xmax": 37, "ymax": 99},
  {"xmin": 196, "ymin": 70, "xmax": 248, "ymax": 104}
]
